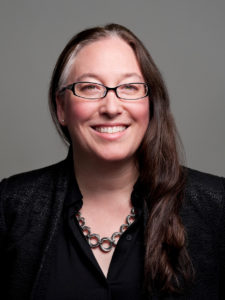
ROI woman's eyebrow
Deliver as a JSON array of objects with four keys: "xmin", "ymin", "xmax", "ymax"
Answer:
[
  {"xmin": 120, "ymin": 73, "xmax": 144, "ymax": 81},
  {"xmin": 75, "ymin": 72, "xmax": 144, "ymax": 82},
  {"xmin": 76, "ymin": 73, "xmax": 100, "ymax": 82}
]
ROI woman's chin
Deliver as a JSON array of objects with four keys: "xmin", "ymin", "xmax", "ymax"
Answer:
[{"xmin": 93, "ymin": 151, "xmax": 135, "ymax": 164}]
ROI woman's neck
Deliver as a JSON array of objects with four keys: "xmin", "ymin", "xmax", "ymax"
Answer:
[{"xmin": 73, "ymin": 152, "xmax": 139, "ymax": 209}]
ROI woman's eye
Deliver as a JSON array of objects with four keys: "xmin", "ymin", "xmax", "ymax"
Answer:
[
  {"xmin": 123, "ymin": 84, "xmax": 138, "ymax": 90},
  {"xmin": 81, "ymin": 84, "xmax": 98, "ymax": 90}
]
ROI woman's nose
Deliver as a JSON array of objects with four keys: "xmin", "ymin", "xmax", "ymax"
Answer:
[{"xmin": 99, "ymin": 90, "xmax": 123, "ymax": 117}]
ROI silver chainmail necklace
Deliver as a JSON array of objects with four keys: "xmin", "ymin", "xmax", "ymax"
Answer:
[{"xmin": 75, "ymin": 207, "xmax": 136, "ymax": 253}]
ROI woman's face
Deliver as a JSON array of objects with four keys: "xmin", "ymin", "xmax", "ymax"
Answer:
[{"xmin": 56, "ymin": 37, "xmax": 149, "ymax": 163}]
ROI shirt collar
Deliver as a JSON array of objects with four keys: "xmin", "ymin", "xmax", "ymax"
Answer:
[{"xmin": 64, "ymin": 149, "xmax": 83, "ymax": 211}]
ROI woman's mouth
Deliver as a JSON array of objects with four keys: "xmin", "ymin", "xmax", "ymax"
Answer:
[{"xmin": 93, "ymin": 126, "xmax": 127, "ymax": 134}]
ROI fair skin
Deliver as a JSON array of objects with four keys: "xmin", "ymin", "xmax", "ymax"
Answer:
[{"xmin": 56, "ymin": 37, "xmax": 149, "ymax": 277}]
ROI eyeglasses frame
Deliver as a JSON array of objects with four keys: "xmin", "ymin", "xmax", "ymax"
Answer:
[{"xmin": 59, "ymin": 81, "xmax": 149, "ymax": 100}]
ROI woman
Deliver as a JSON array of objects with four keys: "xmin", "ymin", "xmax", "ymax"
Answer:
[{"xmin": 0, "ymin": 24, "xmax": 224, "ymax": 300}]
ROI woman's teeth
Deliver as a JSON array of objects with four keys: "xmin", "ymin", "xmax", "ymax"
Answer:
[{"xmin": 94, "ymin": 126, "xmax": 127, "ymax": 133}]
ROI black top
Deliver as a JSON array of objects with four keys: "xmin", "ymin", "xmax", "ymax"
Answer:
[
  {"xmin": 44, "ymin": 169, "xmax": 146, "ymax": 300},
  {"xmin": 1, "ymin": 155, "xmax": 224, "ymax": 299}
]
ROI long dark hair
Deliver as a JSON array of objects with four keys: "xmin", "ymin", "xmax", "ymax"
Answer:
[{"xmin": 49, "ymin": 23, "xmax": 194, "ymax": 295}]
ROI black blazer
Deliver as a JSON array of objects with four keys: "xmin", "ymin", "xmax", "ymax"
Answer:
[{"xmin": 0, "ymin": 156, "xmax": 224, "ymax": 300}]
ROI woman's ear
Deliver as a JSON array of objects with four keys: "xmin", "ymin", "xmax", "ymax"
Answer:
[{"xmin": 56, "ymin": 93, "xmax": 66, "ymax": 126}]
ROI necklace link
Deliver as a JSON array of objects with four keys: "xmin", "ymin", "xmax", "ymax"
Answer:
[{"xmin": 75, "ymin": 207, "xmax": 136, "ymax": 253}]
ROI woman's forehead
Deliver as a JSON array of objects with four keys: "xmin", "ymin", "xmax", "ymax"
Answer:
[{"xmin": 67, "ymin": 37, "xmax": 143, "ymax": 83}]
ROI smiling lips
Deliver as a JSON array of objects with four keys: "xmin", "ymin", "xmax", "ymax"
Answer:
[{"xmin": 93, "ymin": 125, "xmax": 128, "ymax": 134}]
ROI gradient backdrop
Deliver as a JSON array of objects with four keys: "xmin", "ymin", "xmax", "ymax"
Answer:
[{"xmin": 0, "ymin": 0, "xmax": 224, "ymax": 179}]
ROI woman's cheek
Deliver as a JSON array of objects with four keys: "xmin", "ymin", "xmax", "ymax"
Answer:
[{"xmin": 66, "ymin": 101, "xmax": 95, "ymax": 123}]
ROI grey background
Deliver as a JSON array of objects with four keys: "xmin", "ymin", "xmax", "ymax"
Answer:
[{"xmin": 0, "ymin": 0, "xmax": 224, "ymax": 179}]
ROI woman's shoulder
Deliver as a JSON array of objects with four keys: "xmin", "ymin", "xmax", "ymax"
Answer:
[
  {"xmin": 0, "ymin": 159, "xmax": 70, "ymax": 234},
  {"xmin": 182, "ymin": 167, "xmax": 225, "ymax": 230},
  {"xmin": 0, "ymin": 158, "xmax": 68, "ymax": 210},
  {"xmin": 185, "ymin": 167, "xmax": 225, "ymax": 193},
  {"xmin": 1, "ymin": 159, "xmax": 66, "ymax": 190},
  {"xmin": 184, "ymin": 167, "xmax": 225, "ymax": 206}
]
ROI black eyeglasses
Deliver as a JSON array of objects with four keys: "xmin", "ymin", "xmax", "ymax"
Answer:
[{"xmin": 59, "ymin": 81, "xmax": 149, "ymax": 100}]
